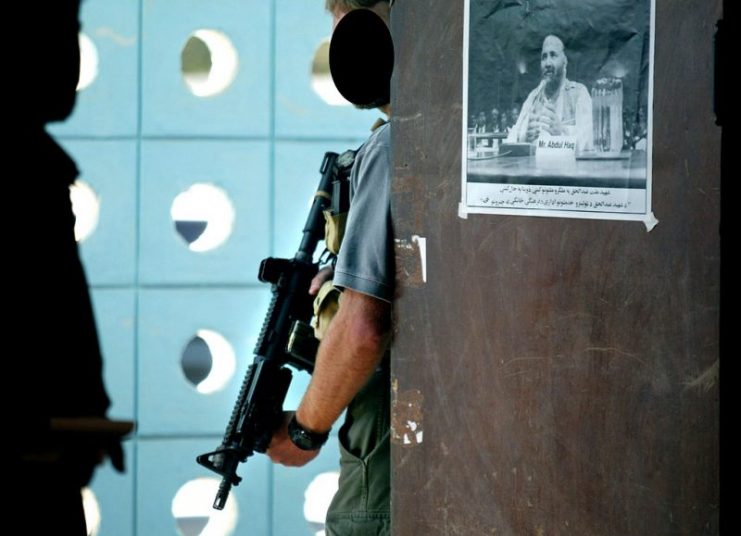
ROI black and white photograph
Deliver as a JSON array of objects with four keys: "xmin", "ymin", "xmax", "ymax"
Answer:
[{"xmin": 460, "ymin": 0, "xmax": 655, "ymax": 223}]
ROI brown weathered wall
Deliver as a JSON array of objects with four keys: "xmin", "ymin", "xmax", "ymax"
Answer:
[{"xmin": 389, "ymin": 1, "xmax": 721, "ymax": 535}]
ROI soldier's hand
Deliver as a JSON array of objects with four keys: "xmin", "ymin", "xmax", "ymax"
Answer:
[{"xmin": 310, "ymin": 266, "xmax": 335, "ymax": 296}]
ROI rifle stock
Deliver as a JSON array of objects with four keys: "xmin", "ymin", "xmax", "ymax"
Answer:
[{"xmin": 196, "ymin": 151, "xmax": 342, "ymax": 510}]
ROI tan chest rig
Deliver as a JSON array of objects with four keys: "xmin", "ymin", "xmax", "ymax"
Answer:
[
  {"xmin": 312, "ymin": 119, "xmax": 388, "ymax": 340},
  {"xmin": 310, "ymin": 148, "xmax": 356, "ymax": 340}
]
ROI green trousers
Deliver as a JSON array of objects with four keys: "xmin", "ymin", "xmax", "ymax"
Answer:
[{"xmin": 325, "ymin": 363, "xmax": 390, "ymax": 535}]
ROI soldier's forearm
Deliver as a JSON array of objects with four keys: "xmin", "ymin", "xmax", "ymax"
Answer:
[{"xmin": 296, "ymin": 289, "xmax": 390, "ymax": 433}]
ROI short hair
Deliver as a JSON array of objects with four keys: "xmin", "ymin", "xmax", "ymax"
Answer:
[{"xmin": 325, "ymin": 0, "xmax": 391, "ymax": 11}]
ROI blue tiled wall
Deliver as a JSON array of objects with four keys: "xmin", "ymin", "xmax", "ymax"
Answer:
[
  {"xmin": 137, "ymin": 438, "xmax": 271, "ymax": 535},
  {"xmin": 274, "ymin": 0, "xmax": 381, "ymax": 138},
  {"xmin": 141, "ymin": 0, "xmax": 272, "ymax": 137},
  {"xmin": 49, "ymin": 0, "xmax": 139, "ymax": 137},
  {"xmin": 54, "ymin": 1, "xmax": 371, "ymax": 533},
  {"xmin": 137, "ymin": 287, "xmax": 270, "ymax": 436},
  {"xmin": 90, "ymin": 442, "xmax": 137, "ymax": 536},
  {"xmin": 138, "ymin": 140, "xmax": 271, "ymax": 285}
]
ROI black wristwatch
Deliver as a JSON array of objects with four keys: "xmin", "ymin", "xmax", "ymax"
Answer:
[{"xmin": 288, "ymin": 415, "xmax": 330, "ymax": 451}]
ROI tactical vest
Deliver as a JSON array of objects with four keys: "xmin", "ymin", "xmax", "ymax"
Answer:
[
  {"xmin": 311, "ymin": 119, "xmax": 388, "ymax": 341},
  {"xmin": 310, "ymin": 147, "xmax": 355, "ymax": 340}
]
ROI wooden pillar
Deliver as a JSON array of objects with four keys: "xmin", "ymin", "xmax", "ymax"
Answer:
[{"xmin": 389, "ymin": 1, "xmax": 720, "ymax": 534}]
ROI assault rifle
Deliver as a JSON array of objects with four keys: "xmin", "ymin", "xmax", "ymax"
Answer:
[{"xmin": 196, "ymin": 150, "xmax": 355, "ymax": 510}]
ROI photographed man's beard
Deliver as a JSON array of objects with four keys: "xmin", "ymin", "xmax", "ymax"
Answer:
[{"xmin": 542, "ymin": 69, "xmax": 564, "ymax": 89}]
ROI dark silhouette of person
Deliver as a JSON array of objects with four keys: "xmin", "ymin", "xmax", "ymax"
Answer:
[{"xmin": 10, "ymin": 2, "xmax": 125, "ymax": 533}]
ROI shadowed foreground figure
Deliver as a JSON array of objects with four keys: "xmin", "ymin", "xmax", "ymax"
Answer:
[{"xmin": 10, "ymin": 2, "xmax": 124, "ymax": 533}]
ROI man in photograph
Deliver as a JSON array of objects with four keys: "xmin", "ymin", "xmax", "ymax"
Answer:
[{"xmin": 506, "ymin": 34, "xmax": 593, "ymax": 151}]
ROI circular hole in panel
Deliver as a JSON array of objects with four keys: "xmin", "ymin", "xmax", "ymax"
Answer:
[
  {"xmin": 170, "ymin": 183, "xmax": 235, "ymax": 252},
  {"xmin": 181, "ymin": 335, "xmax": 212, "ymax": 387},
  {"xmin": 172, "ymin": 477, "xmax": 238, "ymax": 536},
  {"xmin": 311, "ymin": 38, "xmax": 350, "ymax": 106},
  {"xmin": 69, "ymin": 179, "xmax": 100, "ymax": 243},
  {"xmin": 82, "ymin": 487, "xmax": 102, "ymax": 536},
  {"xmin": 303, "ymin": 471, "xmax": 340, "ymax": 535},
  {"xmin": 77, "ymin": 32, "xmax": 99, "ymax": 91},
  {"xmin": 181, "ymin": 330, "xmax": 236, "ymax": 395},
  {"xmin": 181, "ymin": 29, "xmax": 239, "ymax": 97}
]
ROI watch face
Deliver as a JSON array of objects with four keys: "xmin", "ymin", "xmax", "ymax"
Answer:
[
  {"xmin": 292, "ymin": 429, "xmax": 315, "ymax": 450},
  {"xmin": 289, "ymin": 416, "xmax": 328, "ymax": 451}
]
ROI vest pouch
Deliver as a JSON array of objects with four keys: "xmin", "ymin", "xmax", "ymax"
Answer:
[
  {"xmin": 311, "ymin": 279, "xmax": 342, "ymax": 340},
  {"xmin": 323, "ymin": 209, "xmax": 347, "ymax": 256}
]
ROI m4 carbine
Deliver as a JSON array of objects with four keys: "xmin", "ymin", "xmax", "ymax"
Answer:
[{"xmin": 196, "ymin": 150, "xmax": 354, "ymax": 510}]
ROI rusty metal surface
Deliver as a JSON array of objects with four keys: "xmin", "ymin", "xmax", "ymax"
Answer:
[{"xmin": 389, "ymin": 1, "xmax": 720, "ymax": 535}]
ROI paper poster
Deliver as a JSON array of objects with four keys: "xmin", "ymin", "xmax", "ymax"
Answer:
[{"xmin": 460, "ymin": 0, "xmax": 656, "ymax": 228}]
